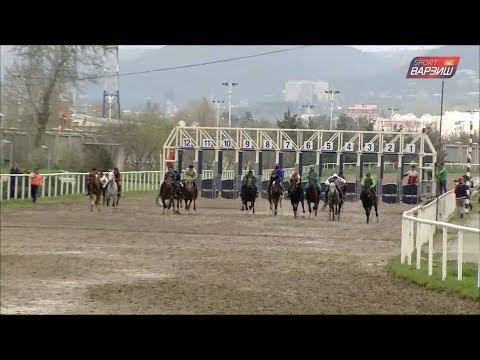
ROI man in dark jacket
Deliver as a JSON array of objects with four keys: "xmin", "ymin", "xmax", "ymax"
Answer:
[{"xmin": 9, "ymin": 163, "xmax": 22, "ymax": 199}]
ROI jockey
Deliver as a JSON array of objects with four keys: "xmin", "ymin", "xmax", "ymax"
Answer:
[
  {"xmin": 338, "ymin": 171, "xmax": 348, "ymax": 194},
  {"xmin": 304, "ymin": 166, "xmax": 322, "ymax": 193},
  {"xmin": 362, "ymin": 172, "xmax": 377, "ymax": 192},
  {"xmin": 289, "ymin": 170, "xmax": 301, "ymax": 186},
  {"xmin": 268, "ymin": 164, "xmax": 285, "ymax": 193},
  {"xmin": 113, "ymin": 167, "xmax": 122, "ymax": 196},
  {"xmin": 182, "ymin": 164, "xmax": 198, "ymax": 191},
  {"xmin": 173, "ymin": 169, "xmax": 182, "ymax": 183},
  {"xmin": 160, "ymin": 166, "xmax": 176, "ymax": 193},
  {"xmin": 99, "ymin": 171, "xmax": 108, "ymax": 198},
  {"xmin": 85, "ymin": 167, "xmax": 100, "ymax": 196},
  {"xmin": 241, "ymin": 170, "xmax": 258, "ymax": 197},
  {"xmin": 324, "ymin": 173, "xmax": 346, "ymax": 204}
]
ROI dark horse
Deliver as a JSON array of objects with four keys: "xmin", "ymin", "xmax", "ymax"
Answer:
[
  {"xmin": 173, "ymin": 180, "xmax": 183, "ymax": 214},
  {"xmin": 157, "ymin": 177, "xmax": 174, "ymax": 214},
  {"xmin": 360, "ymin": 184, "xmax": 378, "ymax": 223},
  {"xmin": 241, "ymin": 178, "xmax": 256, "ymax": 214},
  {"xmin": 89, "ymin": 173, "xmax": 101, "ymax": 212},
  {"xmin": 183, "ymin": 178, "xmax": 197, "ymax": 212},
  {"xmin": 305, "ymin": 178, "xmax": 320, "ymax": 218},
  {"xmin": 269, "ymin": 180, "xmax": 283, "ymax": 216},
  {"xmin": 289, "ymin": 179, "xmax": 305, "ymax": 218}
]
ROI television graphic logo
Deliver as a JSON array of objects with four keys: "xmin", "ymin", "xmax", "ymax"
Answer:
[{"xmin": 406, "ymin": 56, "xmax": 460, "ymax": 79}]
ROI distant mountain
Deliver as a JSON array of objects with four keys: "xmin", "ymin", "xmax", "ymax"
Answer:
[{"xmin": 2, "ymin": 45, "xmax": 479, "ymax": 114}]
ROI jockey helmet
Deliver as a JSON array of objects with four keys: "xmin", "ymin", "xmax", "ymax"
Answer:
[
  {"xmin": 309, "ymin": 167, "xmax": 314, "ymax": 171},
  {"xmin": 292, "ymin": 171, "xmax": 298, "ymax": 176},
  {"xmin": 333, "ymin": 173, "xmax": 338, "ymax": 178},
  {"xmin": 366, "ymin": 173, "xmax": 371, "ymax": 177},
  {"xmin": 248, "ymin": 170, "xmax": 253, "ymax": 173},
  {"xmin": 188, "ymin": 164, "xmax": 194, "ymax": 169},
  {"xmin": 274, "ymin": 165, "xmax": 279, "ymax": 170}
]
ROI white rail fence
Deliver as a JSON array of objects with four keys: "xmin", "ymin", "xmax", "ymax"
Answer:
[{"xmin": 401, "ymin": 176, "xmax": 480, "ymax": 287}]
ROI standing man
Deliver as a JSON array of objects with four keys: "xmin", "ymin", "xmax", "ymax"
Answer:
[
  {"xmin": 435, "ymin": 162, "xmax": 447, "ymax": 195},
  {"xmin": 403, "ymin": 164, "xmax": 418, "ymax": 185},
  {"xmin": 113, "ymin": 167, "xmax": 122, "ymax": 197},
  {"xmin": 454, "ymin": 177, "xmax": 470, "ymax": 218},
  {"xmin": 30, "ymin": 169, "xmax": 42, "ymax": 203},
  {"xmin": 9, "ymin": 163, "xmax": 22, "ymax": 199}
]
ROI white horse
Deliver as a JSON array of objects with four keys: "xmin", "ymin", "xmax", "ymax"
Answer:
[{"xmin": 106, "ymin": 171, "xmax": 119, "ymax": 211}]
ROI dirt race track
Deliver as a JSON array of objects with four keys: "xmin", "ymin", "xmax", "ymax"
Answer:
[{"xmin": 1, "ymin": 194, "xmax": 478, "ymax": 315}]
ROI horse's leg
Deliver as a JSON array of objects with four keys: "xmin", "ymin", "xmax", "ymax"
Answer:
[
  {"xmin": 374, "ymin": 202, "xmax": 379, "ymax": 222},
  {"xmin": 365, "ymin": 205, "xmax": 370, "ymax": 223},
  {"xmin": 252, "ymin": 199, "xmax": 255, "ymax": 214},
  {"xmin": 314, "ymin": 199, "xmax": 318, "ymax": 216},
  {"xmin": 307, "ymin": 201, "xmax": 312, "ymax": 218},
  {"xmin": 193, "ymin": 197, "xmax": 196, "ymax": 211}
]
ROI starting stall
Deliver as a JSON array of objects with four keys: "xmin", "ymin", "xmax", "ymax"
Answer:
[{"xmin": 163, "ymin": 126, "xmax": 437, "ymax": 203}]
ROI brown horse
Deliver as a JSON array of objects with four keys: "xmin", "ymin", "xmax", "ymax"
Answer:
[
  {"xmin": 89, "ymin": 173, "xmax": 101, "ymax": 212},
  {"xmin": 157, "ymin": 177, "xmax": 174, "ymax": 215},
  {"xmin": 183, "ymin": 178, "xmax": 197, "ymax": 211},
  {"xmin": 305, "ymin": 178, "xmax": 319, "ymax": 218},
  {"xmin": 360, "ymin": 183, "xmax": 378, "ymax": 223}
]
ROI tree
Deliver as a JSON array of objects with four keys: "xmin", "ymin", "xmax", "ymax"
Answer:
[
  {"xmin": 3, "ymin": 45, "xmax": 105, "ymax": 147},
  {"xmin": 277, "ymin": 109, "xmax": 302, "ymax": 129},
  {"xmin": 336, "ymin": 113, "xmax": 354, "ymax": 130}
]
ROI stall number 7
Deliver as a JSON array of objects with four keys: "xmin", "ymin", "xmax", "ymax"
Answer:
[
  {"xmin": 283, "ymin": 140, "xmax": 294, "ymax": 150},
  {"xmin": 404, "ymin": 144, "xmax": 415, "ymax": 153},
  {"xmin": 385, "ymin": 143, "xmax": 395, "ymax": 153},
  {"xmin": 344, "ymin": 142, "xmax": 354, "ymax": 152},
  {"xmin": 222, "ymin": 139, "xmax": 232, "ymax": 148},
  {"xmin": 183, "ymin": 138, "xmax": 192, "ymax": 147}
]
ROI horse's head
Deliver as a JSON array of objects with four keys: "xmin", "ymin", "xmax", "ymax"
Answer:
[
  {"xmin": 246, "ymin": 177, "xmax": 253, "ymax": 187},
  {"xmin": 186, "ymin": 178, "xmax": 194, "ymax": 190},
  {"xmin": 328, "ymin": 182, "xmax": 337, "ymax": 192},
  {"xmin": 107, "ymin": 171, "xmax": 115, "ymax": 182}
]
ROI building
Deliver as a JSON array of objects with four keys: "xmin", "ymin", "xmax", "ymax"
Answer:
[
  {"xmin": 283, "ymin": 80, "xmax": 329, "ymax": 103},
  {"xmin": 346, "ymin": 104, "xmax": 379, "ymax": 121}
]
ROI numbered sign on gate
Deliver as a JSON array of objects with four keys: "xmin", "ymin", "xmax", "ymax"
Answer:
[
  {"xmin": 323, "ymin": 141, "xmax": 333, "ymax": 151},
  {"xmin": 303, "ymin": 141, "xmax": 313, "ymax": 151},
  {"xmin": 364, "ymin": 143, "xmax": 375, "ymax": 152},
  {"xmin": 385, "ymin": 143, "xmax": 395, "ymax": 153},
  {"xmin": 263, "ymin": 139, "xmax": 273, "ymax": 150},
  {"xmin": 344, "ymin": 142, "xmax": 354, "ymax": 152},
  {"xmin": 222, "ymin": 138, "xmax": 232, "ymax": 149},
  {"xmin": 283, "ymin": 140, "xmax": 294, "ymax": 150},
  {"xmin": 202, "ymin": 138, "xmax": 213, "ymax": 148},
  {"xmin": 243, "ymin": 139, "xmax": 253, "ymax": 149},
  {"xmin": 404, "ymin": 144, "xmax": 416, "ymax": 153},
  {"xmin": 183, "ymin": 138, "xmax": 192, "ymax": 147}
]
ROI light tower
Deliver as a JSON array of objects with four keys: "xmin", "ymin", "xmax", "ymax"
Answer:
[
  {"xmin": 325, "ymin": 90, "xmax": 340, "ymax": 130},
  {"xmin": 221, "ymin": 82, "xmax": 238, "ymax": 127},
  {"xmin": 102, "ymin": 45, "xmax": 121, "ymax": 120}
]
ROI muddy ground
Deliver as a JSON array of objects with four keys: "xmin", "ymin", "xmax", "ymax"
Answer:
[{"xmin": 1, "ymin": 195, "xmax": 478, "ymax": 314}]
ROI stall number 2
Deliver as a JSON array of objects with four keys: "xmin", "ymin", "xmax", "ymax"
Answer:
[
  {"xmin": 385, "ymin": 143, "xmax": 395, "ymax": 153},
  {"xmin": 183, "ymin": 138, "xmax": 192, "ymax": 147}
]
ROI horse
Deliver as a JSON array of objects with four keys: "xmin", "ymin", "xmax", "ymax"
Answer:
[
  {"xmin": 183, "ymin": 178, "xmax": 197, "ymax": 212},
  {"xmin": 269, "ymin": 180, "xmax": 283, "ymax": 216},
  {"xmin": 241, "ymin": 178, "xmax": 256, "ymax": 214},
  {"xmin": 157, "ymin": 176, "xmax": 174, "ymax": 215},
  {"xmin": 105, "ymin": 171, "xmax": 119, "ymax": 211},
  {"xmin": 360, "ymin": 184, "xmax": 378, "ymax": 223},
  {"xmin": 89, "ymin": 173, "xmax": 101, "ymax": 212},
  {"xmin": 327, "ymin": 182, "xmax": 341, "ymax": 220},
  {"xmin": 289, "ymin": 179, "xmax": 305, "ymax": 218},
  {"xmin": 305, "ymin": 178, "xmax": 320, "ymax": 218},
  {"xmin": 173, "ymin": 180, "xmax": 183, "ymax": 214}
]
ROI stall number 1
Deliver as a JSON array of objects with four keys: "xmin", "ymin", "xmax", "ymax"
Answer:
[
  {"xmin": 183, "ymin": 138, "xmax": 192, "ymax": 147},
  {"xmin": 404, "ymin": 144, "xmax": 415, "ymax": 153},
  {"xmin": 385, "ymin": 143, "xmax": 395, "ymax": 153},
  {"xmin": 344, "ymin": 142, "xmax": 354, "ymax": 152},
  {"xmin": 222, "ymin": 139, "xmax": 232, "ymax": 148}
]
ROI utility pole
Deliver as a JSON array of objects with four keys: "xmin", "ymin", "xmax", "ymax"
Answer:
[
  {"xmin": 325, "ymin": 90, "xmax": 340, "ymax": 130},
  {"xmin": 222, "ymin": 82, "xmax": 238, "ymax": 127},
  {"xmin": 212, "ymin": 100, "xmax": 225, "ymax": 127}
]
